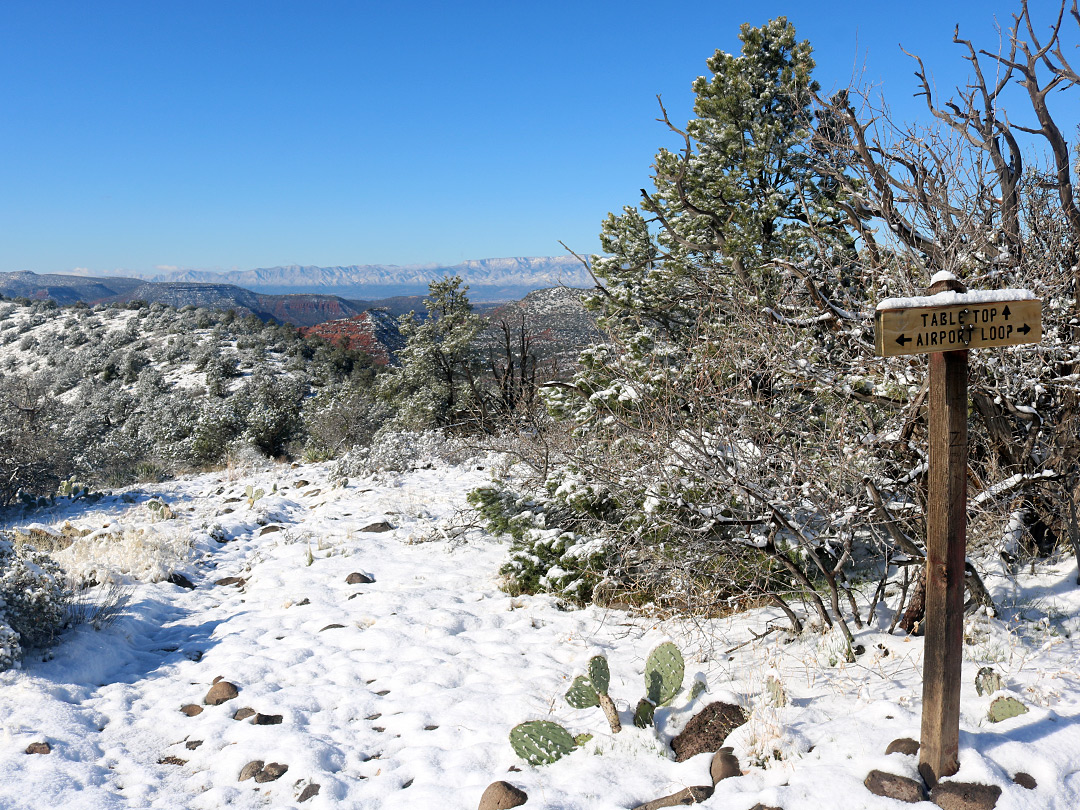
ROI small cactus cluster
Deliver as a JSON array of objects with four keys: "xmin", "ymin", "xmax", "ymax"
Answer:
[
  {"xmin": 147, "ymin": 499, "xmax": 176, "ymax": 521},
  {"xmin": 634, "ymin": 642, "xmax": 685, "ymax": 728},
  {"xmin": 57, "ymin": 478, "xmax": 92, "ymax": 500},
  {"xmin": 975, "ymin": 666, "xmax": 1004, "ymax": 697},
  {"xmin": 565, "ymin": 655, "xmax": 621, "ymax": 733},
  {"xmin": 245, "ymin": 485, "xmax": 265, "ymax": 509},
  {"xmin": 509, "ymin": 642, "xmax": 689, "ymax": 765}
]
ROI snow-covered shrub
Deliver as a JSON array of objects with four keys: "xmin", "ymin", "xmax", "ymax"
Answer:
[
  {"xmin": 0, "ymin": 534, "xmax": 72, "ymax": 669},
  {"xmin": 0, "ymin": 617, "xmax": 18, "ymax": 671},
  {"xmin": 53, "ymin": 525, "xmax": 193, "ymax": 587},
  {"xmin": 333, "ymin": 428, "xmax": 465, "ymax": 478},
  {"xmin": 468, "ymin": 485, "xmax": 607, "ymax": 604}
]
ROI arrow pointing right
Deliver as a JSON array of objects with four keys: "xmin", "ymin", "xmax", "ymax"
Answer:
[{"xmin": 1018, "ymin": 323, "xmax": 1031, "ymax": 335}]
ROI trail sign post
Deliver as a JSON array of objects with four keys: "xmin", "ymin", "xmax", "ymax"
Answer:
[{"xmin": 875, "ymin": 277, "xmax": 1041, "ymax": 787}]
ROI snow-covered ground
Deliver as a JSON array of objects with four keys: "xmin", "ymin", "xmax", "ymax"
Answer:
[{"xmin": 1, "ymin": 457, "xmax": 1079, "ymax": 809}]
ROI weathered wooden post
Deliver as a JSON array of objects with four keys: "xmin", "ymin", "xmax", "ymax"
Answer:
[
  {"xmin": 875, "ymin": 274, "xmax": 1041, "ymax": 788},
  {"xmin": 919, "ymin": 276, "xmax": 968, "ymax": 785}
]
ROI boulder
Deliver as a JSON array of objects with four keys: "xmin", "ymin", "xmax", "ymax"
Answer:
[
  {"xmin": 632, "ymin": 785, "xmax": 713, "ymax": 809},
  {"xmin": 255, "ymin": 762, "xmax": 289, "ymax": 783},
  {"xmin": 204, "ymin": 680, "xmax": 240, "ymax": 705},
  {"xmin": 885, "ymin": 737, "xmax": 920, "ymax": 757},
  {"xmin": 1011, "ymin": 772, "xmax": 1036, "ymax": 790},
  {"xmin": 346, "ymin": 572, "xmax": 375, "ymax": 585},
  {"xmin": 864, "ymin": 769, "xmax": 928, "ymax": 803},
  {"xmin": 670, "ymin": 702, "xmax": 748, "ymax": 762},
  {"xmin": 25, "ymin": 742, "xmax": 51, "ymax": 755},
  {"xmin": 478, "ymin": 780, "xmax": 528, "ymax": 810},
  {"xmin": 710, "ymin": 748, "xmax": 741, "ymax": 784},
  {"xmin": 929, "ymin": 782, "xmax": 1001, "ymax": 810},
  {"xmin": 360, "ymin": 521, "xmax": 394, "ymax": 533}
]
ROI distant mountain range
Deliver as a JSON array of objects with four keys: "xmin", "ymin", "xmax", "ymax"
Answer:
[
  {"xmin": 0, "ymin": 256, "xmax": 597, "ymax": 331},
  {"xmin": 66, "ymin": 256, "xmax": 593, "ymax": 301}
]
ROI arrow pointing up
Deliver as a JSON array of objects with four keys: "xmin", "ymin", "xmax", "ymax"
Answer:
[
  {"xmin": 1003, "ymin": 305, "xmax": 1012, "ymax": 319},
  {"xmin": 896, "ymin": 334, "xmax": 912, "ymax": 346}
]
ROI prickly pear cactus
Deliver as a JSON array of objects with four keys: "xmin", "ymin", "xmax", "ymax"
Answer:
[
  {"xmin": 509, "ymin": 720, "xmax": 577, "ymax": 765},
  {"xmin": 644, "ymin": 642, "xmax": 685, "ymax": 707},
  {"xmin": 975, "ymin": 666, "xmax": 1004, "ymax": 697},
  {"xmin": 688, "ymin": 678, "xmax": 707, "ymax": 702},
  {"xmin": 633, "ymin": 697, "xmax": 655, "ymax": 729},
  {"xmin": 988, "ymin": 696, "xmax": 1028, "ymax": 723},
  {"xmin": 588, "ymin": 655, "xmax": 610, "ymax": 695},
  {"xmin": 765, "ymin": 675, "xmax": 787, "ymax": 707},
  {"xmin": 565, "ymin": 675, "xmax": 600, "ymax": 709}
]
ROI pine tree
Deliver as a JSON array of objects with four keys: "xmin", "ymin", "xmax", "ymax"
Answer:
[{"xmin": 381, "ymin": 276, "xmax": 485, "ymax": 430}]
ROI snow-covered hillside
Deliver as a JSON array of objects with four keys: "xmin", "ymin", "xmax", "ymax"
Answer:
[{"xmin": 1, "ymin": 452, "xmax": 1078, "ymax": 809}]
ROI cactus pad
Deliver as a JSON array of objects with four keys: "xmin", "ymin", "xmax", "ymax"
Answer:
[
  {"xmin": 509, "ymin": 721, "xmax": 577, "ymax": 765},
  {"xmin": 765, "ymin": 675, "xmax": 787, "ymax": 707},
  {"xmin": 633, "ymin": 697, "xmax": 655, "ymax": 729},
  {"xmin": 588, "ymin": 655, "xmax": 610, "ymax": 695},
  {"xmin": 644, "ymin": 642, "xmax": 685, "ymax": 706},
  {"xmin": 565, "ymin": 675, "xmax": 600, "ymax": 709},
  {"xmin": 975, "ymin": 666, "xmax": 1004, "ymax": 697},
  {"xmin": 988, "ymin": 696, "xmax": 1028, "ymax": 723}
]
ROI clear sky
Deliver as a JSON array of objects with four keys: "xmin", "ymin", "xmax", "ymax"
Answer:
[{"xmin": 0, "ymin": 0, "xmax": 1050, "ymax": 275}]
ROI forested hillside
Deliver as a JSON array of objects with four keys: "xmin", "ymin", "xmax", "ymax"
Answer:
[{"xmin": 0, "ymin": 297, "xmax": 378, "ymax": 505}]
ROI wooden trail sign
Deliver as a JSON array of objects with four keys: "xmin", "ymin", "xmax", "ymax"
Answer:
[
  {"xmin": 873, "ymin": 278, "xmax": 1041, "ymax": 788},
  {"xmin": 876, "ymin": 295, "xmax": 1041, "ymax": 357}
]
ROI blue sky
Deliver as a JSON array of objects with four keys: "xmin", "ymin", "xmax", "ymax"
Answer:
[{"xmin": 0, "ymin": 0, "xmax": 1047, "ymax": 274}]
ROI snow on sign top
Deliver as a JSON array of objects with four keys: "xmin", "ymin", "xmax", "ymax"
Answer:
[
  {"xmin": 876, "ymin": 288, "xmax": 1036, "ymax": 312},
  {"xmin": 874, "ymin": 289, "xmax": 1041, "ymax": 357}
]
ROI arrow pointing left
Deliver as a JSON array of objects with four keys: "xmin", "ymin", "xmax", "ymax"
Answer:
[{"xmin": 896, "ymin": 334, "xmax": 912, "ymax": 346}]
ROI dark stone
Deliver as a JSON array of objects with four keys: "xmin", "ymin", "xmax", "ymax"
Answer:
[
  {"xmin": 747, "ymin": 805, "xmax": 783, "ymax": 810},
  {"xmin": 252, "ymin": 713, "xmax": 283, "ymax": 725},
  {"xmin": 632, "ymin": 785, "xmax": 713, "ymax": 809},
  {"xmin": 320, "ymin": 623, "xmax": 346, "ymax": 631},
  {"xmin": 298, "ymin": 783, "xmax": 321, "ymax": 803},
  {"xmin": 168, "ymin": 572, "xmax": 195, "ymax": 590},
  {"xmin": 233, "ymin": 707, "xmax": 256, "ymax": 721},
  {"xmin": 259, "ymin": 525, "xmax": 282, "ymax": 535},
  {"xmin": 158, "ymin": 756, "xmax": 187, "ymax": 766},
  {"xmin": 239, "ymin": 760, "xmax": 264, "ymax": 782},
  {"xmin": 185, "ymin": 740, "xmax": 203, "ymax": 750},
  {"xmin": 204, "ymin": 680, "xmax": 240, "ymax": 705},
  {"xmin": 180, "ymin": 704, "xmax": 203, "ymax": 716},
  {"xmin": 670, "ymin": 702, "xmax": 749, "ymax": 762},
  {"xmin": 1011, "ymin": 772, "xmax": 1036, "ymax": 790},
  {"xmin": 293, "ymin": 480, "xmax": 310, "ymax": 488},
  {"xmin": 885, "ymin": 737, "xmax": 921, "ymax": 756},
  {"xmin": 710, "ymin": 749, "xmax": 741, "ymax": 783},
  {"xmin": 214, "ymin": 576, "xmax": 245, "ymax": 587},
  {"xmin": 294, "ymin": 598, "xmax": 310, "ymax": 606},
  {"xmin": 864, "ymin": 769, "xmax": 928, "ymax": 803},
  {"xmin": 346, "ymin": 572, "xmax": 375, "ymax": 584},
  {"xmin": 25, "ymin": 742, "xmax": 51, "ymax": 755},
  {"xmin": 255, "ymin": 762, "xmax": 289, "ymax": 783},
  {"xmin": 360, "ymin": 521, "xmax": 394, "ymax": 533},
  {"xmin": 929, "ymin": 782, "xmax": 1002, "ymax": 810}
]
